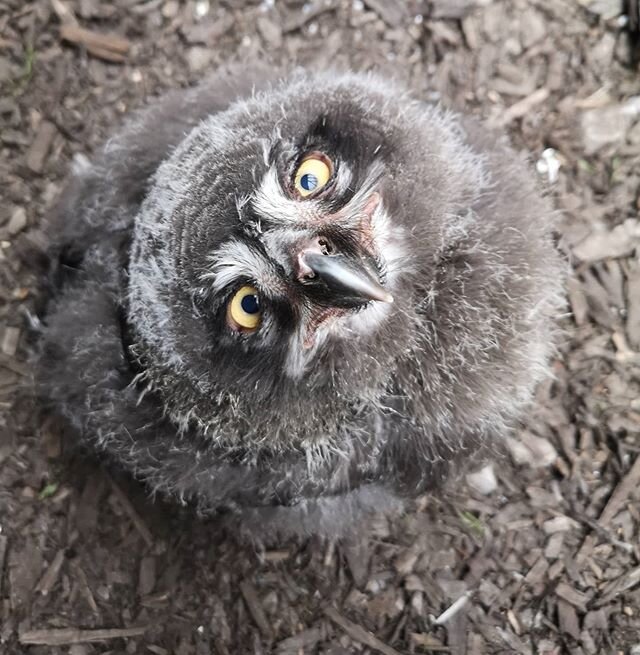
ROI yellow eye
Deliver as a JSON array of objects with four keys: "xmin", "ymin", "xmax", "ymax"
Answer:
[
  {"xmin": 294, "ymin": 155, "xmax": 332, "ymax": 197},
  {"xmin": 228, "ymin": 285, "xmax": 262, "ymax": 332}
]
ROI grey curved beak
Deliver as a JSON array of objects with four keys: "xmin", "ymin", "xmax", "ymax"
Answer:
[{"xmin": 302, "ymin": 252, "xmax": 394, "ymax": 304}]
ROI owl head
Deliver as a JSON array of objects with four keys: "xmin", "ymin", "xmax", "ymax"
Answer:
[{"xmin": 127, "ymin": 71, "xmax": 561, "ymax": 458}]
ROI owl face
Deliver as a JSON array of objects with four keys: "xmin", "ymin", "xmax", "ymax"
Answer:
[
  {"xmin": 126, "ymin": 73, "xmax": 503, "ymax": 446},
  {"xmin": 198, "ymin": 113, "xmax": 398, "ymax": 379}
]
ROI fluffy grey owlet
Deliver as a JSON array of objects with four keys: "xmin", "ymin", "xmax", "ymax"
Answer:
[{"xmin": 38, "ymin": 69, "xmax": 564, "ymax": 539}]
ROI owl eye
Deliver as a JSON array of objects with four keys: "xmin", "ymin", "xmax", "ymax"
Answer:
[
  {"xmin": 227, "ymin": 285, "xmax": 262, "ymax": 332},
  {"xmin": 294, "ymin": 154, "xmax": 332, "ymax": 197}
]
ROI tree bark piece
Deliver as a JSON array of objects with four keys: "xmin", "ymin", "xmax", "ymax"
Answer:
[
  {"xmin": 598, "ymin": 455, "xmax": 640, "ymax": 527},
  {"xmin": 324, "ymin": 606, "xmax": 401, "ymax": 655},
  {"xmin": 240, "ymin": 580, "xmax": 273, "ymax": 640},
  {"xmin": 26, "ymin": 120, "xmax": 57, "ymax": 174},
  {"xmin": 0, "ymin": 536, "xmax": 7, "ymax": 597},
  {"xmin": 107, "ymin": 477, "xmax": 154, "ymax": 548},
  {"xmin": 19, "ymin": 626, "xmax": 148, "ymax": 646},
  {"xmin": 35, "ymin": 549, "xmax": 66, "ymax": 596},
  {"xmin": 60, "ymin": 24, "xmax": 130, "ymax": 62}
]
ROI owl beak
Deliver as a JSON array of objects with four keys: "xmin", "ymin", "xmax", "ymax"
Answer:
[{"xmin": 300, "ymin": 252, "xmax": 394, "ymax": 304}]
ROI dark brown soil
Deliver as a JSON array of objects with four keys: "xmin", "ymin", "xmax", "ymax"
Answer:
[{"xmin": 1, "ymin": 1, "xmax": 640, "ymax": 653}]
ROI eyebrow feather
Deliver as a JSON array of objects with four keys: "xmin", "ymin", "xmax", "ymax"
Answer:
[{"xmin": 201, "ymin": 239, "xmax": 285, "ymax": 296}]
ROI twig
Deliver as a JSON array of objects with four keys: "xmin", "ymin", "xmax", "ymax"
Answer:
[
  {"xmin": 284, "ymin": 2, "xmax": 337, "ymax": 33},
  {"xmin": 410, "ymin": 633, "xmax": 451, "ymax": 652},
  {"xmin": 572, "ymin": 513, "xmax": 636, "ymax": 555},
  {"xmin": 19, "ymin": 626, "xmax": 148, "ymax": 646},
  {"xmin": 275, "ymin": 624, "xmax": 327, "ymax": 654},
  {"xmin": 240, "ymin": 580, "xmax": 273, "ymax": 640},
  {"xmin": 59, "ymin": 24, "xmax": 130, "ymax": 63},
  {"xmin": 598, "ymin": 455, "xmax": 640, "ymax": 527},
  {"xmin": 0, "ymin": 352, "xmax": 30, "ymax": 376},
  {"xmin": 494, "ymin": 88, "xmax": 550, "ymax": 126},
  {"xmin": 434, "ymin": 591, "xmax": 472, "ymax": 625},
  {"xmin": 70, "ymin": 560, "xmax": 99, "ymax": 615},
  {"xmin": 263, "ymin": 549, "xmax": 291, "ymax": 563},
  {"xmin": 26, "ymin": 120, "xmax": 58, "ymax": 174},
  {"xmin": 363, "ymin": 0, "xmax": 409, "ymax": 27},
  {"xmin": 324, "ymin": 606, "xmax": 401, "ymax": 655},
  {"xmin": 576, "ymin": 455, "xmax": 640, "ymax": 561},
  {"xmin": 0, "ymin": 536, "xmax": 7, "ymax": 597},
  {"xmin": 596, "ymin": 566, "xmax": 640, "ymax": 606},
  {"xmin": 35, "ymin": 549, "xmax": 66, "ymax": 595},
  {"xmin": 555, "ymin": 582, "xmax": 590, "ymax": 612},
  {"xmin": 107, "ymin": 477, "xmax": 154, "ymax": 548},
  {"xmin": 50, "ymin": 0, "xmax": 79, "ymax": 25}
]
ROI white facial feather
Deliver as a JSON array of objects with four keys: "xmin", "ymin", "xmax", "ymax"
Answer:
[
  {"xmin": 252, "ymin": 166, "xmax": 324, "ymax": 226},
  {"xmin": 201, "ymin": 239, "xmax": 285, "ymax": 296},
  {"xmin": 250, "ymin": 160, "xmax": 409, "ymax": 377}
]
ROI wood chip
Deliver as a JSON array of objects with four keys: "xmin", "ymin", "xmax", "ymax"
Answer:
[
  {"xmin": 410, "ymin": 632, "xmax": 451, "ymax": 651},
  {"xmin": 597, "ymin": 565, "xmax": 640, "ymax": 605},
  {"xmin": 363, "ymin": 0, "xmax": 409, "ymax": 27},
  {"xmin": 50, "ymin": 0, "xmax": 79, "ymax": 25},
  {"xmin": 466, "ymin": 464, "xmax": 498, "ymax": 494},
  {"xmin": 263, "ymin": 549, "xmax": 291, "ymax": 563},
  {"xmin": 555, "ymin": 582, "xmax": 591, "ymax": 612},
  {"xmin": 181, "ymin": 15, "xmax": 234, "ymax": 44},
  {"xmin": 35, "ymin": 549, "xmax": 66, "ymax": 596},
  {"xmin": 394, "ymin": 548, "xmax": 419, "ymax": 577},
  {"xmin": 597, "ymin": 455, "xmax": 640, "ymax": 527},
  {"xmin": 581, "ymin": 97, "xmax": 640, "ymax": 154},
  {"xmin": 276, "ymin": 624, "xmax": 327, "ymax": 654},
  {"xmin": 324, "ymin": 606, "xmax": 401, "ymax": 655},
  {"xmin": 107, "ymin": 477, "xmax": 153, "ymax": 548},
  {"xmin": 524, "ymin": 557, "xmax": 549, "ymax": 585},
  {"xmin": 6, "ymin": 208, "xmax": 27, "ymax": 237},
  {"xmin": 545, "ymin": 533, "xmax": 565, "ymax": 559},
  {"xmin": 573, "ymin": 219, "xmax": 640, "ymax": 263},
  {"xmin": 557, "ymin": 599, "xmax": 581, "ymax": 640},
  {"xmin": 567, "ymin": 277, "xmax": 589, "ymax": 326},
  {"xmin": 520, "ymin": 433, "xmax": 558, "ymax": 467},
  {"xmin": 138, "ymin": 556, "xmax": 156, "ymax": 596},
  {"xmin": 1, "ymin": 326, "xmax": 20, "ymax": 357},
  {"xmin": 9, "ymin": 541, "xmax": 43, "ymax": 609},
  {"xmin": 26, "ymin": 120, "xmax": 57, "ymax": 174},
  {"xmin": 626, "ymin": 264, "xmax": 640, "ymax": 349},
  {"xmin": 0, "ymin": 536, "xmax": 7, "ymax": 597},
  {"xmin": 434, "ymin": 591, "xmax": 472, "ymax": 624},
  {"xmin": 70, "ymin": 560, "xmax": 99, "ymax": 614},
  {"xmin": 147, "ymin": 646, "xmax": 169, "ymax": 655},
  {"xmin": 256, "ymin": 15, "xmax": 283, "ymax": 48},
  {"xmin": 506, "ymin": 609, "xmax": 521, "ymax": 635},
  {"xmin": 543, "ymin": 515, "xmax": 580, "ymax": 534},
  {"xmin": 19, "ymin": 626, "xmax": 148, "ymax": 645},
  {"xmin": 41, "ymin": 415, "xmax": 63, "ymax": 459},
  {"xmin": 494, "ymin": 87, "xmax": 550, "ymax": 126},
  {"xmin": 284, "ymin": 1, "xmax": 337, "ymax": 33},
  {"xmin": 342, "ymin": 533, "xmax": 371, "ymax": 588},
  {"xmin": 60, "ymin": 24, "xmax": 130, "ymax": 63},
  {"xmin": 239, "ymin": 580, "xmax": 273, "ymax": 640},
  {"xmin": 427, "ymin": 20, "xmax": 462, "ymax": 46},
  {"xmin": 431, "ymin": 0, "xmax": 478, "ymax": 19}
]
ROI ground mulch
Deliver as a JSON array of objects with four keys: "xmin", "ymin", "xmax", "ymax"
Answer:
[{"xmin": 1, "ymin": 0, "xmax": 639, "ymax": 653}]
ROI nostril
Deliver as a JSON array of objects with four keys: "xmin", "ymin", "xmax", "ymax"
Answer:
[{"xmin": 295, "ymin": 236, "xmax": 336, "ymax": 283}]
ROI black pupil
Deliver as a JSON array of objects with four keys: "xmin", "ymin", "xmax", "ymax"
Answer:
[{"xmin": 241, "ymin": 294, "xmax": 260, "ymax": 314}]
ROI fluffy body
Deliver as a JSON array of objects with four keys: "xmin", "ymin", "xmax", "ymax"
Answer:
[{"xmin": 38, "ymin": 69, "xmax": 564, "ymax": 539}]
